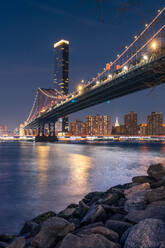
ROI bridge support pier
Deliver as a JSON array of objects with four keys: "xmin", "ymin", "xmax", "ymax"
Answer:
[{"xmin": 35, "ymin": 121, "xmax": 58, "ymax": 142}]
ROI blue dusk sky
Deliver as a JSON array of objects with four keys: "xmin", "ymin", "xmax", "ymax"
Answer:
[{"xmin": 0, "ymin": 0, "xmax": 165, "ymax": 130}]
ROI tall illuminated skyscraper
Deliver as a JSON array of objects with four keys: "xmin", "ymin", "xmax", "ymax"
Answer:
[{"xmin": 54, "ymin": 40, "xmax": 69, "ymax": 131}]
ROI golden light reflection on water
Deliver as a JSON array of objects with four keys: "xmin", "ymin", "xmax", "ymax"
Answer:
[
  {"xmin": 36, "ymin": 145, "xmax": 50, "ymax": 184},
  {"xmin": 67, "ymin": 153, "xmax": 92, "ymax": 196}
]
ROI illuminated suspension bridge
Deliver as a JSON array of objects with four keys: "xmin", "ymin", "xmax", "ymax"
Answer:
[{"xmin": 24, "ymin": 7, "xmax": 165, "ymax": 141}]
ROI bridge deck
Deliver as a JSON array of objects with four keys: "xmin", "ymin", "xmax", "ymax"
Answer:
[{"xmin": 25, "ymin": 52, "xmax": 165, "ymax": 129}]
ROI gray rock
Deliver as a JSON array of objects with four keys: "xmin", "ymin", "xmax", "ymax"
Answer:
[
  {"xmin": 125, "ymin": 205, "xmax": 165, "ymax": 223},
  {"xmin": 30, "ymin": 216, "xmax": 75, "ymax": 248},
  {"xmin": 132, "ymin": 175, "xmax": 155, "ymax": 184},
  {"xmin": 105, "ymin": 220, "xmax": 132, "ymax": 237},
  {"xmin": 77, "ymin": 225, "xmax": 119, "ymax": 243},
  {"xmin": 32, "ymin": 211, "xmax": 56, "ymax": 224},
  {"xmin": 124, "ymin": 218, "xmax": 165, "ymax": 248},
  {"xmin": 124, "ymin": 191, "xmax": 148, "ymax": 212},
  {"xmin": 19, "ymin": 221, "xmax": 40, "ymax": 236},
  {"xmin": 99, "ymin": 193, "xmax": 119, "ymax": 206},
  {"xmin": 147, "ymin": 163, "xmax": 165, "ymax": 180},
  {"xmin": 150, "ymin": 176, "xmax": 165, "ymax": 188},
  {"xmin": 58, "ymin": 207, "xmax": 77, "ymax": 219},
  {"xmin": 80, "ymin": 204, "xmax": 107, "ymax": 225},
  {"xmin": 84, "ymin": 192, "xmax": 104, "ymax": 205},
  {"xmin": 8, "ymin": 237, "xmax": 25, "ymax": 248},
  {"xmin": 78, "ymin": 200, "xmax": 89, "ymax": 217},
  {"xmin": 0, "ymin": 234, "xmax": 16, "ymax": 243},
  {"xmin": 146, "ymin": 186, "xmax": 165, "ymax": 202},
  {"xmin": 59, "ymin": 233, "xmax": 121, "ymax": 248},
  {"xmin": 0, "ymin": 241, "xmax": 7, "ymax": 248},
  {"xmin": 110, "ymin": 213, "xmax": 126, "ymax": 221},
  {"xmin": 124, "ymin": 183, "xmax": 150, "ymax": 199}
]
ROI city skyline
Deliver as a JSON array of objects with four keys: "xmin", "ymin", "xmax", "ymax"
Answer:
[{"xmin": 0, "ymin": 0, "xmax": 165, "ymax": 129}]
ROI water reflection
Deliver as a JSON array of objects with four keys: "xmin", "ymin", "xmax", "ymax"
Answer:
[
  {"xmin": 68, "ymin": 153, "xmax": 92, "ymax": 196},
  {"xmin": 1, "ymin": 142, "xmax": 165, "ymax": 234}
]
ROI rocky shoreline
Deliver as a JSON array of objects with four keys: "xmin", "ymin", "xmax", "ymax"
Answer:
[{"xmin": 1, "ymin": 163, "xmax": 165, "ymax": 248}]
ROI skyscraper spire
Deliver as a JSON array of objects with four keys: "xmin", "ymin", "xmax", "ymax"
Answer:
[{"xmin": 115, "ymin": 117, "xmax": 120, "ymax": 127}]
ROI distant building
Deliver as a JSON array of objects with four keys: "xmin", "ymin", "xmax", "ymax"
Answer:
[
  {"xmin": 162, "ymin": 124, "xmax": 165, "ymax": 135},
  {"xmin": 0, "ymin": 125, "xmax": 7, "ymax": 136},
  {"xmin": 55, "ymin": 119, "xmax": 62, "ymax": 135},
  {"xmin": 70, "ymin": 120, "xmax": 85, "ymax": 136},
  {"xmin": 19, "ymin": 124, "xmax": 25, "ymax": 136},
  {"xmin": 112, "ymin": 125, "xmax": 126, "ymax": 135},
  {"xmin": 139, "ymin": 123, "xmax": 147, "ymax": 136},
  {"xmin": 85, "ymin": 115, "xmax": 111, "ymax": 136},
  {"xmin": 124, "ymin": 112, "xmax": 138, "ymax": 135},
  {"xmin": 54, "ymin": 40, "xmax": 69, "ymax": 132},
  {"xmin": 147, "ymin": 112, "xmax": 163, "ymax": 135}
]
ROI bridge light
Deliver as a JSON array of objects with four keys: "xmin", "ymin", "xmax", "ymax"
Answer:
[
  {"xmin": 123, "ymin": 65, "xmax": 128, "ymax": 71},
  {"xmin": 158, "ymin": 9, "xmax": 161, "ymax": 12},
  {"xmin": 151, "ymin": 41, "xmax": 157, "ymax": 50},
  {"xmin": 96, "ymin": 80, "xmax": 100, "ymax": 85},
  {"xmin": 143, "ymin": 55, "xmax": 148, "ymax": 61},
  {"xmin": 125, "ymin": 46, "xmax": 128, "ymax": 49},
  {"xmin": 108, "ymin": 74, "xmax": 112, "ymax": 79},
  {"xmin": 117, "ymin": 54, "xmax": 120, "ymax": 57},
  {"xmin": 81, "ymin": 80, "xmax": 85, "ymax": 83},
  {"xmin": 145, "ymin": 24, "xmax": 148, "ymax": 27},
  {"xmin": 134, "ymin": 35, "xmax": 137, "ymax": 39},
  {"xmin": 77, "ymin": 85, "xmax": 83, "ymax": 92}
]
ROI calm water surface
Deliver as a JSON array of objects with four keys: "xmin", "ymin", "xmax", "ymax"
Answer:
[{"xmin": 0, "ymin": 141, "xmax": 165, "ymax": 233}]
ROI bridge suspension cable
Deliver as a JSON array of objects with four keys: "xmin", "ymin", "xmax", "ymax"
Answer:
[
  {"xmin": 38, "ymin": 88, "xmax": 64, "ymax": 98},
  {"xmin": 90, "ymin": 7, "xmax": 165, "ymax": 83},
  {"xmin": 121, "ymin": 25, "xmax": 165, "ymax": 67},
  {"xmin": 26, "ymin": 91, "xmax": 38, "ymax": 123}
]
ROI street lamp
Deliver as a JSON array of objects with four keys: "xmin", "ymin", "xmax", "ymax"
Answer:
[{"xmin": 151, "ymin": 41, "xmax": 157, "ymax": 50}]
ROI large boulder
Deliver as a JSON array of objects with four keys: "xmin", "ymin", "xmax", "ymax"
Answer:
[
  {"xmin": 59, "ymin": 233, "xmax": 120, "ymax": 248},
  {"xmin": 99, "ymin": 193, "xmax": 119, "ymax": 206},
  {"xmin": 105, "ymin": 220, "xmax": 132, "ymax": 237},
  {"xmin": 32, "ymin": 211, "xmax": 56, "ymax": 224},
  {"xmin": 57, "ymin": 207, "xmax": 77, "ymax": 219},
  {"xmin": 147, "ymin": 163, "xmax": 165, "ymax": 181},
  {"xmin": 19, "ymin": 221, "xmax": 40, "ymax": 237},
  {"xmin": 124, "ymin": 183, "xmax": 150, "ymax": 199},
  {"xmin": 124, "ymin": 218, "xmax": 165, "ymax": 248},
  {"xmin": 78, "ymin": 200, "xmax": 89, "ymax": 217},
  {"xmin": 0, "ymin": 234, "xmax": 16, "ymax": 243},
  {"xmin": 77, "ymin": 225, "xmax": 119, "ymax": 243},
  {"xmin": 146, "ymin": 186, "xmax": 165, "ymax": 202},
  {"xmin": 150, "ymin": 177, "xmax": 165, "ymax": 188},
  {"xmin": 0, "ymin": 241, "xmax": 7, "ymax": 248},
  {"xmin": 83, "ymin": 192, "xmax": 104, "ymax": 205},
  {"xmin": 132, "ymin": 176, "xmax": 155, "ymax": 184},
  {"xmin": 124, "ymin": 191, "xmax": 148, "ymax": 212},
  {"xmin": 80, "ymin": 204, "xmax": 107, "ymax": 225},
  {"xmin": 30, "ymin": 216, "xmax": 75, "ymax": 248},
  {"xmin": 8, "ymin": 237, "xmax": 25, "ymax": 248},
  {"xmin": 125, "ymin": 205, "xmax": 165, "ymax": 223}
]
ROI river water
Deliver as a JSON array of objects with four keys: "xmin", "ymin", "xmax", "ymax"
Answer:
[{"xmin": 0, "ymin": 141, "xmax": 165, "ymax": 234}]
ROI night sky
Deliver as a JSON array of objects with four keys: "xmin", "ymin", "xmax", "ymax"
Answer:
[{"xmin": 0, "ymin": 0, "xmax": 165, "ymax": 130}]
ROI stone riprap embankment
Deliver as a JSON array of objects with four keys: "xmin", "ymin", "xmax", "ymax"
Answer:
[{"xmin": 1, "ymin": 163, "xmax": 165, "ymax": 248}]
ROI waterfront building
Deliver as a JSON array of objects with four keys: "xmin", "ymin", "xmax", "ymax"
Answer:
[
  {"xmin": 139, "ymin": 123, "xmax": 147, "ymax": 136},
  {"xmin": 162, "ymin": 124, "xmax": 165, "ymax": 135},
  {"xmin": 19, "ymin": 124, "xmax": 25, "ymax": 136},
  {"xmin": 55, "ymin": 119, "xmax": 62, "ymax": 135},
  {"xmin": 124, "ymin": 112, "xmax": 138, "ymax": 135},
  {"xmin": 70, "ymin": 120, "xmax": 85, "ymax": 136},
  {"xmin": 85, "ymin": 115, "xmax": 111, "ymax": 136},
  {"xmin": 112, "ymin": 125, "xmax": 126, "ymax": 135},
  {"xmin": 147, "ymin": 112, "xmax": 163, "ymax": 135},
  {"xmin": 54, "ymin": 39, "xmax": 69, "ymax": 132}
]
